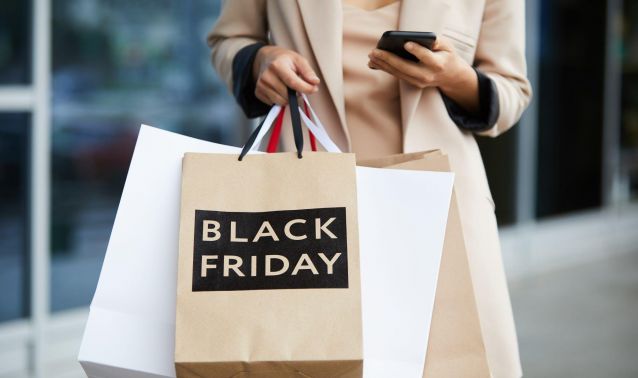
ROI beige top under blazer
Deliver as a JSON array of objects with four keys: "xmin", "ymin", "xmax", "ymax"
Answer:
[
  {"xmin": 208, "ymin": 1, "xmax": 532, "ymax": 377},
  {"xmin": 342, "ymin": 2, "xmax": 402, "ymax": 159}
]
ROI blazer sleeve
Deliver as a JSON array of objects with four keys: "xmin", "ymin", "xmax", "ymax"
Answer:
[
  {"xmin": 207, "ymin": 0, "xmax": 268, "ymax": 98},
  {"xmin": 231, "ymin": 42, "xmax": 270, "ymax": 118},
  {"xmin": 441, "ymin": 68, "xmax": 499, "ymax": 132},
  {"xmin": 472, "ymin": 0, "xmax": 533, "ymax": 137}
]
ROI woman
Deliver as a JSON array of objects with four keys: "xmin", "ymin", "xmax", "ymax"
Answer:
[{"xmin": 208, "ymin": 0, "xmax": 531, "ymax": 377}]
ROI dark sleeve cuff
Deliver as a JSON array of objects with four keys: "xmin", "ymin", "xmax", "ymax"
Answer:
[
  {"xmin": 440, "ymin": 68, "xmax": 499, "ymax": 132},
  {"xmin": 232, "ymin": 42, "xmax": 271, "ymax": 118}
]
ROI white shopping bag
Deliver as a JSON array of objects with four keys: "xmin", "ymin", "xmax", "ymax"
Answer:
[{"xmin": 78, "ymin": 123, "xmax": 453, "ymax": 377}]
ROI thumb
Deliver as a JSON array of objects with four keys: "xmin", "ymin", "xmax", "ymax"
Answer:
[{"xmin": 294, "ymin": 56, "xmax": 321, "ymax": 85}]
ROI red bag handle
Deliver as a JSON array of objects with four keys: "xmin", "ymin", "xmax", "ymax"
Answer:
[
  {"xmin": 266, "ymin": 102, "xmax": 317, "ymax": 153},
  {"xmin": 266, "ymin": 107, "xmax": 286, "ymax": 153},
  {"xmin": 305, "ymin": 101, "xmax": 318, "ymax": 151}
]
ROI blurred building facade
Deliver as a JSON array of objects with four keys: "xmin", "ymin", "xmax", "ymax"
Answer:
[{"xmin": 0, "ymin": 0, "xmax": 637, "ymax": 377}]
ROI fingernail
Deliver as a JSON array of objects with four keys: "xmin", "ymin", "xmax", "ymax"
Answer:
[
  {"xmin": 405, "ymin": 42, "xmax": 414, "ymax": 50},
  {"xmin": 312, "ymin": 87, "xmax": 319, "ymax": 93},
  {"xmin": 371, "ymin": 50, "xmax": 380, "ymax": 57}
]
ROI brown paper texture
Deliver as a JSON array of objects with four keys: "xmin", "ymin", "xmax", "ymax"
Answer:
[
  {"xmin": 176, "ymin": 152, "xmax": 362, "ymax": 377},
  {"xmin": 359, "ymin": 151, "xmax": 490, "ymax": 378}
]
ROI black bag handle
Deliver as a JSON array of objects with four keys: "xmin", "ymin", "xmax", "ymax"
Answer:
[{"xmin": 238, "ymin": 88, "xmax": 304, "ymax": 161}]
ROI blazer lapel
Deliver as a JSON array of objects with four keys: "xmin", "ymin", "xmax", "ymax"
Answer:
[
  {"xmin": 297, "ymin": 0, "xmax": 450, "ymax": 148},
  {"xmin": 398, "ymin": 0, "xmax": 450, "ymax": 137},
  {"xmin": 296, "ymin": 0, "xmax": 348, "ymax": 142}
]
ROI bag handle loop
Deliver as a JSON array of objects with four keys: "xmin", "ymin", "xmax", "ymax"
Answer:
[
  {"xmin": 267, "ymin": 101, "xmax": 318, "ymax": 153},
  {"xmin": 239, "ymin": 88, "xmax": 302, "ymax": 160},
  {"xmin": 288, "ymin": 88, "xmax": 304, "ymax": 158},
  {"xmin": 238, "ymin": 89, "xmax": 341, "ymax": 161}
]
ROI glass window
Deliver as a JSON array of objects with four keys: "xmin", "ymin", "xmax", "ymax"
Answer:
[
  {"xmin": 50, "ymin": 0, "xmax": 246, "ymax": 311},
  {"xmin": 0, "ymin": 113, "xmax": 30, "ymax": 322},
  {"xmin": 621, "ymin": 1, "xmax": 638, "ymax": 199},
  {"xmin": 0, "ymin": 0, "xmax": 32, "ymax": 84},
  {"xmin": 535, "ymin": 0, "xmax": 607, "ymax": 218}
]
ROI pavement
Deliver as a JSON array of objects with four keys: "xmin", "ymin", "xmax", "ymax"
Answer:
[{"xmin": 510, "ymin": 251, "xmax": 638, "ymax": 378}]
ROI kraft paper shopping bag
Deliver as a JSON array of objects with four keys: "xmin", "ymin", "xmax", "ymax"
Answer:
[
  {"xmin": 175, "ymin": 91, "xmax": 363, "ymax": 377},
  {"xmin": 359, "ymin": 151, "xmax": 490, "ymax": 378},
  {"xmin": 175, "ymin": 152, "xmax": 362, "ymax": 377}
]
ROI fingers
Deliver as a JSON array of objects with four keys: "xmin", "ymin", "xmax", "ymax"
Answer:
[
  {"xmin": 369, "ymin": 49, "xmax": 428, "ymax": 79},
  {"xmin": 255, "ymin": 82, "xmax": 288, "ymax": 106},
  {"xmin": 256, "ymin": 53, "xmax": 321, "ymax": 105},
  {"xmin": 368, "ymin": 48, "xmax": 440, "ymax": 88},
  {"xmin": 277, "ymin": 64, "xmax": 318, "ymax": 94},
  {"xmin": 260, "ymin": 70, "xmax": 288, "ymax": 99},
  {"xmin": 294, "ymin": 56, "xmax": 321, "ymax": 86},
  {"xmin": 254, "ymin": 47, "xmax": 320, "ymax": 105},
  {"xmin": 256, "ymin": 71, "xmax": 288, "ymax": 105},
  {"xmin": 404, "ymin": 42, "xmax": 438, "ymax": 67},
  {"xmin": 368, "ymin": 56, "xmax": 433, "ymax": 89},
  {"xmin": 368, "ymin": 58, "xmax": 413, "ymax": 82}
]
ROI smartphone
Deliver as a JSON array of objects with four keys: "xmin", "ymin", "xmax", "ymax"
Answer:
[{"xmin": 376, "ymin": 31, "xmax": 437, "ymax": 62}]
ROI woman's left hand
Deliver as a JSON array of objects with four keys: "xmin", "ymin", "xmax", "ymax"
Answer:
[{"xmin": 368, "ymin": 38, "xmax": 480, "ymax": 114}]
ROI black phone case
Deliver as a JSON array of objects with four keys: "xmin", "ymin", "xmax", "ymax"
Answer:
[{"xmin": 376, "ymin": 31, "xmax": 437, "ymax": 62}]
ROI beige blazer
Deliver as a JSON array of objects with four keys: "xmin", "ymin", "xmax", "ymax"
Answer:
[{"xmin": 208, "ymin": 1, "xmax": 531, "ymax": 377}]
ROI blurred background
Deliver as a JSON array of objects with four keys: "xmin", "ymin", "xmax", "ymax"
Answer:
[{"xmin": 0, "ymin": 0, "xmax": 637, "ymax": 377}]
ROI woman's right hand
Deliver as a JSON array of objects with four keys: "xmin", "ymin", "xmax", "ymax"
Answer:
[{"xmin": 252, "ymin": 45, "xmax": 320, "ymax": 105}]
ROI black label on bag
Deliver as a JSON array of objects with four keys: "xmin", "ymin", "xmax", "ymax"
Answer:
[{"xmin": 192, "ymin": 207, "xmax": 348, "ymax": 291}]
